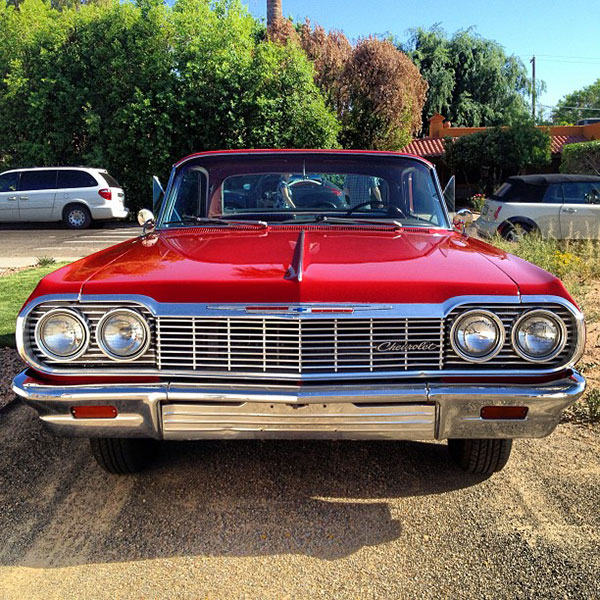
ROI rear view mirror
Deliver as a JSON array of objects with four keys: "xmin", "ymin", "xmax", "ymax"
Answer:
[
  {"xmin": 137, "ymin": 208, "xmax": 156, "ymax": 234},
  {"xmin": 443, "ymin": 176, "xmax": 456, "ymax": 213},
  {"xmin": 153, "ymin": 176, "xmax": 165, "ymax": 213}
]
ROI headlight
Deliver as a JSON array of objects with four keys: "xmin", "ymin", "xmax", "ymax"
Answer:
[
  {"xmin": 97, "ymin": 308, "xmax": 150, "ymax": 361},
  {"xmin": 35, "ymin": 309, "xmax": 89, "ymax": 361},
  {"xmin": 451, "ymin": 310, "xmax": 505, "ymax": 362},
  {"xmin": 512, "ymin": 310, "xmax": 566, "ymax": 362}
]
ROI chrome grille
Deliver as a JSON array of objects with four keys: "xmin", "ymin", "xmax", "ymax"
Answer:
[
  {"xmin": 27, "ymin": 302, "xmax": 156, "ymax": 367},
  {"xmin": 24, "ymin": 299, "xmax": 580, "ymax": 378},
  {"xmin": 444, "ymin": 303, "xmax": 576, "ymax": 371},
  {"xmin": 157, "ymin": 317, "xmax": 444, "ymax": 374}
]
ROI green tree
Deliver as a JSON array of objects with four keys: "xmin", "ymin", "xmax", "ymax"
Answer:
[
  {"xmin": 445, "ymin": 121, "xmax": 551, "ymax": 193},
  {"xmin": 0, "ymin": 0, "xmax": 339, "ymax": 212},
  {"xmin": 561, "ymin": 140, "xmax": 600, "ymax": 175},
  {"xmin": 552, "ymin": 79, "xmax": 600, "ymax": 125},
  {"xmin": 402, "ymin": 26, "xmax": 537, "ymax": 131}
]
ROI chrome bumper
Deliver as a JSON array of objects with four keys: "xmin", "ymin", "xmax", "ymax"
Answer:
[{"xmin": 12, "ymin": 370, "xmax": 585, "ymax": 441}]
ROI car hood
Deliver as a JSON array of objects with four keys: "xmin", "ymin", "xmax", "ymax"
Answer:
[{"xmin": 31, "ymin": 226, "xmax": 570, "ymax": 304}]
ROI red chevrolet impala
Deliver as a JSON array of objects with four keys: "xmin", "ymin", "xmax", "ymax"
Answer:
[{"xmin": 12, "ymin": 150, "xmax": 586, "ymax": 475}]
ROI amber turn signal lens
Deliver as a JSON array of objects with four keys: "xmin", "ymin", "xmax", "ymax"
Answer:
[
  {"xmin": 71, "ymin": 405, "xmax": 118, "ymax": 419},
  {"xmin": 480, "ymin": 406, "xmax": 528, "ymax": 420}
]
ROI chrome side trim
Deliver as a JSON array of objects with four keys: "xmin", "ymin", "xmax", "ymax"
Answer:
[{"xmin": 16, "ymin": 294, "xmax": 585, "ymax": 379}]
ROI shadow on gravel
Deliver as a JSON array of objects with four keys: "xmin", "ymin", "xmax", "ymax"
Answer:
[{"xmin": 0, "ymin": 402, "xmax": 486, "ymax": 567}]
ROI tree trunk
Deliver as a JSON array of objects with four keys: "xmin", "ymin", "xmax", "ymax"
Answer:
[{"xmin": 266, "ymin": 0, "xmax": 282, "ymax": 27}]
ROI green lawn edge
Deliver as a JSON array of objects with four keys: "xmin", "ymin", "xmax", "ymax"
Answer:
[{"xmin": 0, "ymin": 263, "xmax": 70, "ymax": 348}]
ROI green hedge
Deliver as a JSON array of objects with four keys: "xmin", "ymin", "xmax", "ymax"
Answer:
[{"xmin": 560, "ymin": 140, "xmax": 600, "ymax": 176}]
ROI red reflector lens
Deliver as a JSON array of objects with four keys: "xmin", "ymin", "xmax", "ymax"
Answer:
[
  {"xmin": 493, "ymin": 206, "xmax": 502, "ymax": 220},
  {"xmin": 481, "ymin": 406, "xmax": 528, "ymax": 420},
  {"xmin": 98, "ymin": 188, "xmax": 112, "ymax": 200},
  {"xmin": 71, "ymin": 405, "xmax": 118, "ymax": 419}
]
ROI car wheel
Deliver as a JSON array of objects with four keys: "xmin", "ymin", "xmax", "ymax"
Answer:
[
  {"xmin": 63, "ymin": 204, "xmax": 92, "ymax": 229},
  {"xmin": 447, "ymin": 438, "xmax": 513, "ymax": 475},
  {"xmin": 89, "ymin": 438, "xmax": 159, "ymax": 474},
  {"xmin": 501, "ymin": 222, "xmax": 533, "ymax": 241}
]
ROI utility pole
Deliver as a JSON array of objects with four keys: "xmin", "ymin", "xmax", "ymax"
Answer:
[{"xmin": 530, "ymin": 55, "xmax": 536, "ymax": 122}]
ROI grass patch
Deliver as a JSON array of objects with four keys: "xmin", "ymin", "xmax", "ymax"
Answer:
[
  {"xmin": 0, "ymin": 263, "xmax": 68, "ymax": 348},
  {"xmin": 565, "ymin": 388, "xmax": 600, "ymax": 424},
  {"xmin": 490, "ymin": 233, "xmax": 600, "ymax": 301},
  {"xmin": 35, "ymin": 256, "xmax": 56, "ymax": 268}
]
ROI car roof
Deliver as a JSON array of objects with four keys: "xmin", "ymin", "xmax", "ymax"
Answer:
[
  {"xmin": 506, "ymin": 174, "xmax": 600, "ymax": 186},
  {"xmin": 173, "ymin": 149, "xmax": 434, "ymax": 169},
  {"xmin": 1, "ymin": 166, "xmax": 107, "ymax": 174}
]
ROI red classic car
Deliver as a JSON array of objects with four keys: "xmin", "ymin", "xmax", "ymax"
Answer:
[{"xmin": 12, "ymin": 150, "xmax": 586, "ymax": 476}]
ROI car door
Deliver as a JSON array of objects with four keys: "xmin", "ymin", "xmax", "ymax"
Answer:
[
  {"xmin": 56, "ymin": 169, "xmax": 98, "ymax": 218},
  {"xmin": 18, "ymin": 169, "xmax": 58, "ymax": 221},
  {"xmin": 0, "ymin": 171, "xmax": 20, "ymax": 222},
  {"xmin": 560, "ymin": 182, "xmax": 600, "ymax": 239}
]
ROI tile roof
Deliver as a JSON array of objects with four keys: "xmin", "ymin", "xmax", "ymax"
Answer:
[
  {"xmin": 401, "ymin": 134, "xmax": 589, "ymax": 158},
  {"xmin": 550, "ymin": 134, "xmax": 587, "ymax": 154}
]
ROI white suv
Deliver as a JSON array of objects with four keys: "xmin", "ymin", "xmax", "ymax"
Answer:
[
  {"xmin": 0, "ymin": 166, "xmax": 128, "ymax": 229},
  {"xmin": 476, "ymin": 174, "xmax": 600, "ymax": 240}
]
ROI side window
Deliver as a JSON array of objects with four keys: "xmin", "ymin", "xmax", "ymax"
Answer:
[
  {"xmin": 584, "ymin": 183, "xmax": 600, "ymax": 205},
  {"xmin": 562, "ymin": 182, "xmax": 596, "ymax": 205},
  {"xmin": 542, "ymin": 184, "xmax": 563, "ymax": 204},
  {"xmin": 19, "ymin": 170, "xmax": 57, "ymax": 191},
  {"xmin": 57, "ymin": 170, "xmax": 98, "ymax": 189},
  {"xmin": 0, "ymin": 172, "xmax": 19, "ymax": 193}
]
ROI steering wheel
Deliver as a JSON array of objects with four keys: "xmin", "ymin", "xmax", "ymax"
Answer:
[{"xmin": 346, "ymin": 201, "xmax": 406, "ymax": 218}]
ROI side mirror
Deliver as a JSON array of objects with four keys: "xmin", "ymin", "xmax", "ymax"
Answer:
[
  {"xmin": 152, "ymin": 176, "xmax": 165, "ymax": 213},
  {"xmin": 443, "ymin": 175, "xmax": 456, "ymax": 213},
  {"xmin": 137, "ymin": 208, "xmax": 156, "ymax": 234},
  {"xmin": 453, "ymin": 208, "xmax": 473, "ymax": 236}
]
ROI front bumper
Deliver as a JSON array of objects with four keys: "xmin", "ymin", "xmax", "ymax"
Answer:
[{"xmin": 12, "ymin": 370, "xmax": 585, "ymax": 441}]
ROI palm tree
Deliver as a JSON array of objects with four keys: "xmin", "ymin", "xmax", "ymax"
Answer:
[{"xmin": 266, "ymin": 0, "xmax": 282, "ymax": 28}]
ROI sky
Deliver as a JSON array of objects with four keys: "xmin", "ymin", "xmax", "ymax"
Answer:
[{"xmin": 246, "ymin": 0, "xmax": 600, "ymax": 116}]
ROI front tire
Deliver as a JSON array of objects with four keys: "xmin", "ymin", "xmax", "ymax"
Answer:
[
  {"xmin": 89, "ymin": 438, "xmax": 158, "ymax": 474},
  {"xmin": 448, "ymin": 438, "xmax": 513, "ymax": 475},
  {"xmin": 501, "ymin": 221, "xmax": 533, "ymax": 241},
  {"xmin": 63, "ymin": 204, "xmax": 92, "ymax": 229}
]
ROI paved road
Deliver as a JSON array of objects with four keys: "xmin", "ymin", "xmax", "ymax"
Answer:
[
  {"xmin": 0, "ymin": 397, "xmax": 598, "ymax": 599},
  {"xmin": 0, "ymin": 223, "xmax": 140, "ymax": 266}
]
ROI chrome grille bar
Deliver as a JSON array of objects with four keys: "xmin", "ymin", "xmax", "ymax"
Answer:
[{"xmin": 22, "ymin": 297, "xmax": 582, "ymax": 379}]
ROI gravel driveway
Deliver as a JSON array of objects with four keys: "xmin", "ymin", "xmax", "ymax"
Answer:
[{"xmin": 1, "ymin": 363, "xmax": 599, "ymax": 599}]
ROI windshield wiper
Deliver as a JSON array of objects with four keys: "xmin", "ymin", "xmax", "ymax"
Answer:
[
  {"xmin": 163, "ymin": 216, "xmax": 268, "ymax": 229},
  {"xmin": 278, "ymin": 215, "xmax": 403, "ymax": 229}
]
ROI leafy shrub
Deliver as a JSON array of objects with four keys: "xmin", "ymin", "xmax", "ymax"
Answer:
[
  {"xmin": 560, "ymin": 140, "xmax": 600, "ymax": 176},
  {"xmin": 445, "ymin": 121, "xmax": 551, "ymax": 193}
]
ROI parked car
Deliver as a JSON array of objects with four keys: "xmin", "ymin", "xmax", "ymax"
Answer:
[
  {"xmin": 0, "ymin": 166, "xmax": 128, "ymax": 228},
  {"xmin": 476, "ymin": 174, "xmax": 600, "ymax": 240},
  {"xmin": 12, "ymin": 150, "xmax": 585, "ymax": 477}
]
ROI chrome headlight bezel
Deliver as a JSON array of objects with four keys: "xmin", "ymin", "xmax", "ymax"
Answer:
[
  {"xmin": 511, "ymin": 309, "xmax": 567, "ymax": 363},
  {"xmin": 34, "ymin": 308, "xmax": 90, "ymax": 362},
  {"xmin": 450, "ymin": 309, "xmax": 506, "ymax": 363},
  {"xmin": 96, "ymin": 308, "xmax": 151, "ymax": 362}
]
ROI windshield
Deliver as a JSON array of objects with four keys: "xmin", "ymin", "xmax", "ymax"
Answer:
[{"xmin": 160, "ymin": 153, "xmax": 449, "ymax": 229}]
